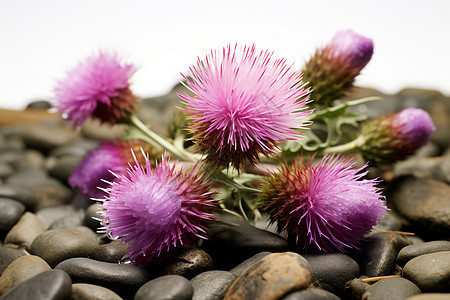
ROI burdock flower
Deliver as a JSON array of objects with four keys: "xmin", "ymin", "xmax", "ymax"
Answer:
[
  {"xmin": 302, "ymin": 30, "xmax": 374, "ymax": 106},
  {"xmin": 99, "ymin": 151, "xmax": 217, "ymax": 266},
  {"xmin": 179, "ymin": 44, "xmax": 311, "ymax": 170},
  {"xmin": 260, "ymin": 155, "xmax": 387, "ymax": 252},
  {"xmin": 54, "ymin": 51, "xmax": 137, "ymax": 127},
  {"xmin": 358, "ymin": 107, "xmax": 435, "ymax": 165}
]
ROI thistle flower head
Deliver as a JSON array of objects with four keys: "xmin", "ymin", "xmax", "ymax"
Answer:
[
  {"xmin": 54, "ymin": 51, "xmax": 137, "ymax": 127},
  {"xmin": 99, "ymin": 151, "xmax": 217, "ymax": 266},
  {"xmin": 359, "ymin": 108, "xmax": 435, "ymax": 165},
  {"xmin": 179, "ymin": 44, "xmax": 311, "ymax": 170},
  {"xmin": 69, "ymin": 141, "xmax": 129, "ymax": 199},
  {"xmin": 302, "ymin": 30, "xmax": 374, "ymax": 106},
  {"xmin": 260, "ymin": 155, "xmax": 387, "ymax": 252}
]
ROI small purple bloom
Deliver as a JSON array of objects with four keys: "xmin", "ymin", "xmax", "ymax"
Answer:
[
  {"xmin": 261, "ymin": 155, "xmax": 387, "ymax": 252},
  {"xmin": 54, "ymin": 51, "xmax": 137, "ymax": 127},
  {"xmin": 179, "ymin": 44, "xmax": 311, "ymax": 170},
  {"xmin": 99, "ymin": 152, "xmax": 218, "ymax": 266},
  {"xmin": 69, "ymin": 142, "xmax": 127, "ymax": 199},
  {"xmin": 329, "ymin": 30, "xmax": 374, "ymax": 71},
  {"xmin": 393, "ymin": 108, "xmax": 435, "ymax": 149}
]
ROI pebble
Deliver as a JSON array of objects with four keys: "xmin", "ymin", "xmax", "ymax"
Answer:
[
  {"xmin": 0, "ymin": 255, "xmax": 51, "ymax": 296},
  {"xmin": 361, "ymin": 277, "xmax": 421, "ymax": 300},
  {"xmin": 402, "ymin": 251, "xmax": 450, "ymax": 292},
  {"xmin": 0, "ymin": 162, "xmax": 13, "ymax": 179},
  {"xmin": 0, "ymin": 184, "xmax": 37, "ymax": 211},
  {"xmin": 0, "ymin": 269, "xmax": 72, "ymax": 300},
  {"xmin": 191, "ymin": 270, "xmax": 236, "ymax": 300},
  {"xmin": 71, "ymin": 283, "xmax": 122, "ymax": 300},
  {"xmin": 23, "ymin": 149, "xmax": 45, "ymax": 170},
  {"xmin": 4, "ymin": 212, "xmax": 46, "ymax": 249},
  {"xmin": 29, "ymin": 227, "xmax": 99, "ymax": 267},
  {"xmin": 0, "ymin": 198, "xmax": 25, "ymax": 233},
  {"xmin": 281, "ymin": 288, "xmax": 341, "ymax": 300},
  {"xmin": 223, "ymin": 252, "xmax": 312, "ymax": 300},
  {"xmin": 229, "ymin": 251, "xmax": 271, "ymax": 277},
  {"xmin": 359, "ymin": 232, "xmax": 410, "ymax": 277},
  {"xmin": 388, "ymin": 176, "xmax": 450, "ymax": 239},
  {"xmin": 374, "ymin": 210, "xmax": 403, "ymax": 231},
  {"xmin": 161, "ymin": 248, "xmax": 214, "ymax": 279},
  {"xmin": 48, "ymin": 139, "xmax": 98, "ymax": 159},
  {"xmin": 21, "ymin": 120, "xmax": 79, "ymax": 154},
  {"xmin": 46, "ymin": 155, "xmax": 83, "ymax": 183},
  {"xmin": 90, "ymin": 240, "xmax": 129, "ymax": 263},
  {"xmin": 84, "ymin": 203, "xmax": 102, "ymax": 231},
  {"xmin": 405, "ymin": 294, "xmax": 450, "ymax": 300},
  {"xmin": 303, "ymin": 252, "xmax": 360, "ymax": 298},
  {"xmin": 0, "ymin": 247, "xmax": 27, "ymax": 275},
  {"xmin": 36, "ymin": 204, "xmax": 78, "ymax": 229},
  {"xmin": 397, "ymin": 241, "xmax": 450, "ymax": 268},
  {"xmin": 48, "ymin": 209, "xmax": 85, "ymax": 230},
  {"xmin": 344, "ymin": 278, "xmax": 370, "ymax": 300},
  {"xmin": 55, "ymin": 257, "xmax": 152, "ymax": 297},
  {"xmin": 204, "ymin": 215, "xmax": 289, "ymax": 269},
  {"xmin": 135, "ymin": 275, "xmax": 194, "ymax": 300}
]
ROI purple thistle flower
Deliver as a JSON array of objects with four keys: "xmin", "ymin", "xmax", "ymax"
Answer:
[
  {"xmin": 54, "ymin": 51, "xmax": 137, "ymax": 127},
  {"xmin": 359, "ymin": 108, "xmax": 435, "ymax": 165},
  {"xmin": 302, "ymin": 30, "xmax": 374, "ymax": 106},
  {"xmin": 329, "ymin": 29, "xmax": 374, "ymax": 71},
  {"xmin": 179, "ymin": 44, "xmax": 311, "ymax": 170},
  {"xmin": 261, "ymin": 155, "xmax": 387, "ymax": 252},
  {"xmin": 69, "ymin": 141, "xmax": 128, "ymax": 199},
  {"xmin": 99, "ymin": 151, "xmax": 217, "ymax": 266}
]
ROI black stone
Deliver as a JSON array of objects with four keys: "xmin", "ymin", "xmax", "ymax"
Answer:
[
  {"xmin": 359, "ymin": 232, "xmax": 410, "ymax": 277},
  {"xmin": 135, "ymin": 275, "xmax": 194, "ymax": 300},
  {"xmin": 36, "ymin": 205, "xmax": 78, "ymax": 229},
  {"xmin": 84, "ymin": 203, "xmax": 102, "ymax": 231},
  {"xmin": 203, "ymin": 215, "xmax": 289, "ymax": 269},
  {"xmin": 0, "ymin": 198, "xmax": 25, "ymax": 233},
  {"xmin": 46, "ymin": 155, "xmax": 83, "ymax": 183},
  {"xmin": 0, "ymin": 185, "xmax": 37, "ymax": 211},
  {"xmin": 0, "ymin": 247, "xmax": 27, "ymax": 275},
  {"xmin": 229, "ymin": 251, "xmax": 271, "ymax": 276},
  {"xmin": 281, "ymin": 288, "xmax": 341, "ymax": 300},
  {"xmin": 91, "ymin": 240, "xmax": 128, "ymax": 263},
  {"xmin": 55, "ymin": 257, "xmax": 152, "ymax": 297},
  {"xmin": 344, "ymin": 278, "xmax": 370, "ymax": 300},
  {"xmin": 191, "ymin": 270, "xmax": 236, "ymax": 300},
  {"xmin": 0, "ymin": 269, "xmax": 72, "ymax": 300},
  {"xmin": 397, "ymin": 240, "xmax": 450, "ymax": 267},
  {"xmin": 302, "ymin": 253, "xmax": 359, "ymax": 298},
  {"xmin": 362, "ymin": 277, "xmax": 421, "ymax": 300},
  {"xmin": 161, "ymin": 248, "xmax": 214, "ymax": 279},
  {"xmin": 48, "ymin": 210, "xmax": 85, "ymax": 230}
]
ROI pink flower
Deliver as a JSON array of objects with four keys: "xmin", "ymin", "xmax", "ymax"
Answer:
[
  {"xmin": 359, "ymin": 108, "xmax": 435, "ymax": 165},
  {"xmin": 302, "ymin": 30, "xmax": 374, "ymax": 106},
  {"xmin": 179, "ymin": 44, "xmax": 311, "ymax": 170},
  {"xmin": 54, "ymin": 51, "xmax": 137, "ymax": 127},
  {"xmin": 69, "ymin": 142, "xmax": 128, "ymax": 199},
  {"xmin": 99, "ymin": 151, "xmax": 217, "ymax": 266},
  {"xmin": 260, "ymin": 155, "xmax": 387, "ymax": 252}
]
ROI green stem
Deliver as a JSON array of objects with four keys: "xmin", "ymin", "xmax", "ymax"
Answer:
[
  {"xmin": 129, "ymin": 115, "xmax": 194, "ymax": 162},
  {"xmin": 324, "ymin": 135, "xmax": 365, "ymax": 154}
]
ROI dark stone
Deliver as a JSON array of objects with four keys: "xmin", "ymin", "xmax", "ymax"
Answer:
[
  {"xmin": 0, "ymin": 269, "xmax": 72, "ymax": 300},
  {"xmin": 0, "ymin": 138, "xmax": 24, "ymax": 153},
  {"xmin": 26, "ymin": 100, "xmax": 52, "ymax": 110},
  {"xmin": 191, "ymin": 270, "xmax": 236, "ymax": 300},
  {"xmin": 4, "ymin": 212, "xmax": 46, "ymax": 249},
  {"xmin": 161, "ymin": 248, "xmax": 214, "ymax": 279},
  {"xmin": 48, "ymin": 209, "xmax": 85, "ymax": 230},
  {"xmin": 55, "ymin": 257, "xmax": 151, "ymax": 297},
  {"xmin": 281, "ymin": 288, "xmax": 341, "ymax": 300},
  {"xmin": 0, "ymin": 247, "xmax": 27, "ymax": 275},
  {"xmin": 0, "ymin": 255, "xmax": 51, "ymax": 296},
  {"xmin": 0, "ymin": 151, "xmax": 28, "ymax": 170},
  {"xmin": 91, "ymin": 240, "xmax": 128, "ymax": 263},
  {"xmin": 388, "ymin": 176, "xmax": 450, "ymax": 239},
  {"xmin": 204, "ymin": 215, "xmax": 289, "ymax": 269},
  {"xmin": 0, "ymin": 198, "xmax": 25, "ymax": 233},
  {"xmin": 71, "ymin": 283, "xmax": 122, "ymax": 300},
  {"xmin": 402, "ymin": 251, "xmax": 450, "ymax": 292},
  {"xmin": 0, "ymin": 162, "xmax": 13, "ymax": 179},
  {"xmin": 48, "ymin": 139, "xmax": 99, "ymax": 158},
  {"xmin": 36, "ymin": 204, "xmax": 78, "ymax": 229},
  {"xmin": 0, "ymin": 185, "xmax": 37, "ymax": 211},
  {"xmin": 303, "ymin": 253, "xmax": 359, "ymax": 298},
  {"xmin": 46, "ymin": 155, "xmax": 83, "ymax": 183},
  {"xmin": 21, "ymin": 121, "xmax": 79, "ymax": 154},
  {"xmin": 223, "ymin": 252, "xmax": 311, "ymax": 300},
  {"xmin": 374, "ymin": 210, "xmax": 403, "ymax": 231},
  {"xmin": 344, "ymin": 278, "xmax": 370, "ymax": 300},
  {"xmin": 135, "ymin": 275, "xmax": 194, "ymax": 300},
  {"xmin": 362, "ymin": 277, "xmax": 421, "ymax": 300},
  {"xmin": 359, "ymin": 232, "xmax": 410, "ymax": 277},
  {"xmin": 406, "ymin": 294, "xmax": 450, "ymax": 300},
  {"xmin": 397, "ymin": 241, "xmax": 450, "ymax": 267},
  {"xmin": 29, "ymin": 227, "xmax": 99, "ymax": 267},
  {"xmin": 84, "ymin": 203, "xmax": 102, "ymax": 231},
  {"xmin": 229, "ymin": 251, "xmax": 271, "ymax": 276}
]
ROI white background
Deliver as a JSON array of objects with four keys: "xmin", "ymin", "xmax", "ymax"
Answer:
[{"xmin": 1, "ymin": 0, "xmax": 449, "ymax": 110}]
